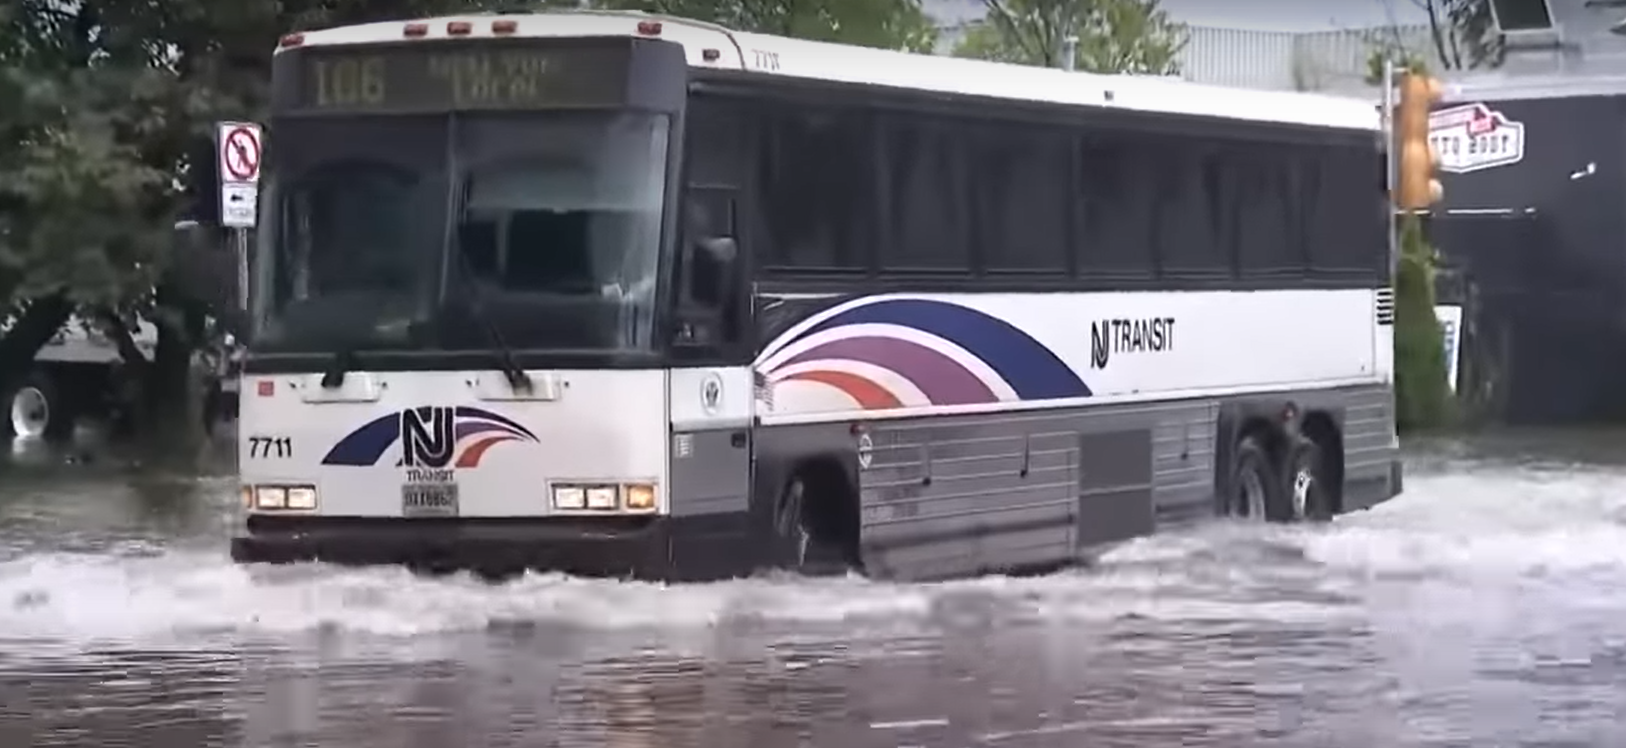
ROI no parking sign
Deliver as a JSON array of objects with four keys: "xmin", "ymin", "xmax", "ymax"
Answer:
[{"xmin": 216, "ymin": 121, "xmax": 262, "ymax": 228}]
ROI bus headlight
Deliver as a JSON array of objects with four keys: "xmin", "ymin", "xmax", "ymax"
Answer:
[
  {"xmin": 248, "ymin": 483, "xmax": 318, "ymax": 511},
  {"xmin": 552, "ymin": 485, "xmax": 585, "ymax": 509},
  {"xmin": 255, "ymin": 485, "xmax": 286, "ymax": 509},
  {"xmin": 585, "ymin": 485, "xmax": 618, "ymax": 509},
  {"xmin": 286, "ymin": 486, "xmax": 318, "ymax": 510},
  {"xmin": 549, "ymin": 482, "xmax": 658, "ymax": 512}
]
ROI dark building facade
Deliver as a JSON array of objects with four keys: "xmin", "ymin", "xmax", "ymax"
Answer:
[{"xmin": 1431, "ymin": 77, "xmax": 1626, "ymax": 422}]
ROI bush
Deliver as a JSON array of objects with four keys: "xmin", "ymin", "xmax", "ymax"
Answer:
[{"xmin": 1393, "ymin": 215, "xmax": 1452, "ymax": 430}]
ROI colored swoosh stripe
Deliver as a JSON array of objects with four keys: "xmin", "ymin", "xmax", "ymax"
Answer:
[
  {"xmin": 454, "ymin": 406, "xmax": 538, "ymax": 441},
  {"xmin": 761, "ymin": 298, "xmax": 1089, "ymax": 410},
  {"xmin": 780, "ymin": 370, "xmax": 902, "ymax": 410},
  {"xmin": 322, "ymin": 413, "xmax": 399, "ymax": 466},
  {"xmin": 456, "ymin": 434, "xmax": 518, "ymax": 467},
  {"xmin": 777, "ymin": 336, "xmax": 996, "ymax": 405},
  {"xmin": 792, "ymin": 299, "xmax": 1088, "ymax": 400}
]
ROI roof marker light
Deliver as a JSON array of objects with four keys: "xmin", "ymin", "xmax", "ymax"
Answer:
[
  {"xmin": 492, "ymin": 19, "xmax": 518, "ymax": 34},
  {"xmin": 279, "ymin": 33, "xmax": 305, "ymax": 47},
  {"xmin": 447, "ymin": 20, "xmax": 472, "ymax": 35},
  {"xmin": 636, "ymin": 20, "xmax": 662, "ymax": 35},
  {"xmin": 403, "ymin": 22, "xmax": 428, "ymax": 37}
]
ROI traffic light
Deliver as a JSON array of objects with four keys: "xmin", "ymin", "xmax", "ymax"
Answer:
[{"xmin": 1395, "ymin": 71, "xmax": 1444, "ymax": 210}]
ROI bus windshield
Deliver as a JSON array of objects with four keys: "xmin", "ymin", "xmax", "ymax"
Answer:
[{"xmin": 251, "ymin": 112, "xmax": 672, "ymax": 357}]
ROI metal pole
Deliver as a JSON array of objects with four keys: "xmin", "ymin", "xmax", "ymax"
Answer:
[
  {"xmin": 234, "ymin": 227, "xmax": 250, "ymax": 311},
  {"xmin": 1382, "ymin": 58, "xmax": 1398, "ymax": 276},
  {"xmin": 1060, "ymin": 35, "xmax": 1077, "ymax": 71}
]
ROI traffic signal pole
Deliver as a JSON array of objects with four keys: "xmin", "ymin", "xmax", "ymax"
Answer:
[{"xmin": 1383, "ymin": 59, "xmax": 1397, "ymax": 275}]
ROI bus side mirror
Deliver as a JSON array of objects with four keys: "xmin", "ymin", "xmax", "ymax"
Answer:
[{"xmin": 697, "ymin": 236, "xmax": 736, "ymax": 267}]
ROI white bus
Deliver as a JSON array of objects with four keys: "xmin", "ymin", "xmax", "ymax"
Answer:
[{"xmin": 228, "ymin": 10, "xmax": 1403, "ymax": 582}]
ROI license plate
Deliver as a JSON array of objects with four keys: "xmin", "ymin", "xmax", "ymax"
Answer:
[{"xmin": 401, "ymin": 483, "xmax": 458, "ymax": 517}]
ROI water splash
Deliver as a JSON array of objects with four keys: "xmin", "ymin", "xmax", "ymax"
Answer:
[{"xmin": 2, "ymin": 458, "xmax": 1624, "ymax": 650}]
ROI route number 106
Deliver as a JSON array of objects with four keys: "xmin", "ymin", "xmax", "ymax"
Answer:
[{"xmin": 312, "ymin": 57, "xmax": 385, "ymax": 107}]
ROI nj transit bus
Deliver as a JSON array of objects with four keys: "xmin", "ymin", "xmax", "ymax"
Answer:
[{"xmin": 228, "ymin": 10, "xmax": 1404, "ymax": 582}]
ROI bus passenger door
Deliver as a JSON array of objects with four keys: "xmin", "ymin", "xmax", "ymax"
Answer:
[{"xmin": 666, "ymin": 185, "xmax": 756, "ymax": 568}]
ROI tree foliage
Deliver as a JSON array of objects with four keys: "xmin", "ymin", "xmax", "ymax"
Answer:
[
  {"xmin": 0, "ymin": 0, "xmax": 176, "ymax": 307},
  {"xmin": 952, "ymin": 0, "xmax": 1186, "ymax": 74},
  {"xmin": 602, "ymin": 0, "xmax": 939, "ymax": 52},
  {"xmin": 1418, "ymin": 0, "xmax": 1502, "ymax": 72},
  {"xmin": 1366, "ymin": 0, "xmax": 1502, "ymax": 82},
  {"xmin": 0, "ymin": 0, "xmax": 949, "ymax": 439},
  {"xmin": 0, "ymin": 0, "xmax": 943, "ymax": 316},
  {"xmin": 1394, "ymin": 216, "xmax": 1452, "ymax": 431}
]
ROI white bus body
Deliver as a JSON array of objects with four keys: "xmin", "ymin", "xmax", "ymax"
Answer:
[{"xmin": 230, "ymin": 11, "xmax": 1403, "ymax": 581}]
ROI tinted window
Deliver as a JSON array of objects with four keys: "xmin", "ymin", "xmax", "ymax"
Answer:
[
  {"xmin": 1308, "ymin": 145, "xmax": 1386, "ymax": 276},
  {"xmin": 878, "ymin": 113, "xmax": 971, "ymax": 270},
  {"xmin": 1075, "ymin": 134, "xmax": 1157, "ymax": 279},
  {"xmin": 684, "ymin": 95, "xmax": 745, "ymax": 189},
  {"xmin": 757, "ymin": 103, "xmax": 874, "ymax": 271},
  {"xmin": 1152, "ymin": 139, "xmax": 1230, "ymax": 278},
  {"xmin": 1234, "ymin": 143, "xmax": 1303, "ymax": 278},
  {"xmin": 968, "ymin": 120, "xmax": 1070, "ymax": 273}
]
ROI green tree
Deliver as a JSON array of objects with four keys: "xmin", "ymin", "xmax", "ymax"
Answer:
[
  {"xmin": 1366, "ymin": 0, "xmax": 1502, "ymax": 81},
  {"xmin": 0, "ymin": 0, "xmax": 941, "ymax": 449},
  {"xmin": 1419, "ymin": 0, "xmax": 1502, "ymax": 71},
  {"xmin": 1394, "ymin": 215, "xmax": 1452, "ymax": 431},
  {"xmin": 601, "ymin": 0, "xmax": 939, "ymax": 52},
  {"xmin": 0, "ymin": 0, "xmax": 178, "ymax": 435},
  {"xmin": 952, "ymin": 0, "xmax": 1186, "ymax": 74}
]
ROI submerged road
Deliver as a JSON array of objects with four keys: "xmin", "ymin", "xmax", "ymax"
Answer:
[{"xmin": 3, "ymin": 429, "xmax": 1626, "ymax": 746}]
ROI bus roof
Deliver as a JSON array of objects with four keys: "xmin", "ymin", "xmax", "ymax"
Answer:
[{"xmin": 278, "ymin": 9, "xmax": 1379, "ymax": 133}]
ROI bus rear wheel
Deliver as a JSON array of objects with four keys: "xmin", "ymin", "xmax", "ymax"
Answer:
[
  {"xmin": 1228, "ymin": 434, "xmax": 1284, "ymax": 521},
  {"xmin": 1284, "ymin": 436, "xmax": 1334, "ymax": 522}
]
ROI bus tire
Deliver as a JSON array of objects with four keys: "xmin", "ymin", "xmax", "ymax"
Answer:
[
  {"xmin": 772, "ymin": 473, "xmax": 855, "ymax": 576},
  {"xmin": 1228, "ymin": 434, "xmax": 1283, "ymax": 522},
  {"xmin": 1283, "ymin": 436, "xmax": 1334, "ymax": 522}
]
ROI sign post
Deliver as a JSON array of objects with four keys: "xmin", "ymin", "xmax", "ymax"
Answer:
[{"xmin": 216, "ymin": 121, "xmax": 262, "ymax": 310}]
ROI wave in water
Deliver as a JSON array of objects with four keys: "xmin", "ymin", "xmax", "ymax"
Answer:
[{"xmin": 2, "ymin": 460, "xmax": 1623, "ymax": 648}]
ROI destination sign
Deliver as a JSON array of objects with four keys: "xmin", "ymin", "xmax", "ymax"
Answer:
[{"xmin": 277, "ymin": 40, "xmax": 632, "ymax": 113}]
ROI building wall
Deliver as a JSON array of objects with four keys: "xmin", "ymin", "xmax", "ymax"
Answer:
[
  {"xmin": 1178, "ymin": 24, "xmax": 1433, "ymax": 95},
  {"xmin": 920, "ymin": 0, "xmax": 1434, "ymax": 97}
]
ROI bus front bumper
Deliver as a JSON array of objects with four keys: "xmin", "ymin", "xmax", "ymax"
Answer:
[{"xmin": 229, "ymin": 514, "xmax": 715, "ymax": 581}]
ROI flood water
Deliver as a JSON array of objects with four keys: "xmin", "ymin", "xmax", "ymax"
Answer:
[{"xmin": 5, "ymin": 429, "xmax": 1626, "ymax": 746}]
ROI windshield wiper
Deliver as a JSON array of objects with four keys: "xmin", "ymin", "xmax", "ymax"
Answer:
[
  {"xmin": 320, "ymin": 347, "xmax": 355, "ymax": 389},
  {"xmin": 461, "ymin": 269, "xmax": 532, "ymax": 393},
  {"xmin": 446, "ymin": 173, "xmax": 531, "ymax": 394}
]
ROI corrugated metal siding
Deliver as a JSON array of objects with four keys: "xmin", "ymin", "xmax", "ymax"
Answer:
[
  {"xmin": 1179, "ymin": 26, "xmax": 1299, "ymax": 91},
  {"xmin": 1179, "ymin": 24, "xmax": 1433, "ymax": 95}
]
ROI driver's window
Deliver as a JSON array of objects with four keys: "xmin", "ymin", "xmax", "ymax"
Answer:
[{"xmin": 681, "ymin": 191, "xmax": 734, "ymax": 309}]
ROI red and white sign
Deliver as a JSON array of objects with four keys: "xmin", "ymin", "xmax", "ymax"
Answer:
[
  {"xmin": 217, "ymin": 122, "xmax": 262, "ymax": 184},
  {"xmin": 1428, "ymin": 103, "xmax": 1525, "ymax": 174}
]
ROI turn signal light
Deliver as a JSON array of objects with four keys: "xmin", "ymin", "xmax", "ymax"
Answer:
[{"xmin": 624, "ymin": 484, "xmax": 656, "ymax": 511}]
